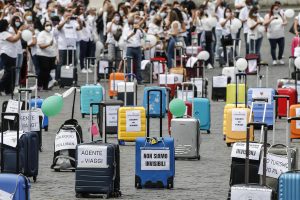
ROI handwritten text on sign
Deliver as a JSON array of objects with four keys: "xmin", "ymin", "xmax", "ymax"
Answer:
[
  {"xmin": 141, "ymin": 149, "xmax": 170, "ymax": 170},
  {"xmin": 5, "ymin": 100, "xmax": 22, "ymax": 120},
  {"xmin": 20, "ymin": 111, "xmax": 40, "ymax": 132},
  {"xmin": 106, "ymin": 106, "xmax": 120, "ymax": 127},
  {"xmin": 54, "ymin": 130, "xmax": 78, "ymax": 152},
  {"xmin": 77, "ymin": 145, "xmax": 108, "ymax": 168},
  {"xmin": 232, "ymin": 109, "xmax": 247, "ymax": 132},
  {"xmin": 258, "ymin": 153, "xmax": 291, "ymax": 179},
  {"xmin": 231, "ymin": 142, "xmax": 263, "ymax": 160},
  {"xmin": 126, "ymin": 110, "xmax": 141, "ymax": 132}
]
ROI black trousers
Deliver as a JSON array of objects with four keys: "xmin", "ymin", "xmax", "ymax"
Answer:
[
  {"xmin": 37, "ymin": 55, "xmax": 55, "ymax": 89},
  {"xmin": 0, "ymin": 53, "xmax": 16, "ymax": 94}
]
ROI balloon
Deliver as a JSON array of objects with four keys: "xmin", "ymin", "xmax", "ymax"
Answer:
[
  {"xmin": 233, "ymin": 19, "xmax": 242, "ymax": 29},
  {"xmin": 230, "ymin": 24, "xmax": 239, "ymax": 34},
  {"xmin": 295, "ymin": 57, "xmax": 300, "ymax": 69},
  {"xmin": 169, "ymin": 98, "xmax": 186, "ymax": 118},
  {"xmin": 42, "ymin": 95, "xmax": 63, "ymax": 117},
  {"xmin": 258, "ymin": 25, "xmax": 265, "ymax": 33},
  {"xmin": 197, "ymin": 51, "xmax": 210, "ymax": 61},
  {"xmin": 207, "ymin": 17, "xmax": 217, "ymax": 27},
  {"xmin": 236, "ymin": 58, "xmax": 248, "ymax": 71},
  {"xmin": 21, "ymin": 30, "xmax": 33, "ymax": 42},
  {"xmin": 145, "ymin": 34, "xmax": 157, "ymax": 47},
  {"xmin": 285, "ymin": 9, "xmax": 295, "ymax": 18}
]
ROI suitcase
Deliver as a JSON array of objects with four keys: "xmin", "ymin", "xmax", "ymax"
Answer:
[
  {"xmin": 230, "ymin": 122, "xmax": 273, "ymax": 200},
  {"xmin": 171, "ymin": 117, "xmax": 200, "ymax": 160},
  {"xmin": 117, "ymin": 81, "xmax": 137, "ymax": 106},
  {"xmin": 26, "ymin": 74, "xmax": 49, "ymax": 132},
  {"xmin": 245, "ymin": 35, "xmax": 260, "ymax": 75},
  {"xmin": 1, "ymin": 111, "xmax": 39, "ymax": 182},
  {"xmin": 0, "ymin": 173, "xmax": 30, "ymax": 200},
  {"xmin": 143, "ymin": 86, "xmax": 167, "ymax": 118},
  {"xmin": 99, "ymin": 100, "xmax": 123, "ymax": 135},
  {"xmin": 159, "ymin": 72, "xmax": 182, "ymax": 99},
  {"xmin": 59, "ymin": 49, "xmax": 77, "ymax": 88},
  {"xmin": 289, "ymin": 104, "xmax": 300, "ymax": 140},
  {"xmin": 211, "ymin": 75, "xmax": 230, "ymax": 101},
  {"xmin": 98, "ymin": 58, "xmax": 110, "ymax": 80},
  {"xmin": 75, "ymin": 113, "xmax": 121, "ymax": 198},
  {"xmin": 278, "ymin": 117, "xmax": 300, "ymax": 200},
  {"xmin": 135, "ymin": 89, "xmax": 175, "ymax": 189},
  {"xmin": 80, "ymin": 57, "xmax": 104, "ymax": 118},
  {"xmin": 226, "ymin": 83, "xmax": 247, "ymax": 104},
  {"xmin": 108, "ymin": 71, "xmax": 124, "ymax": 98},
  {"xmin": 117, "ymin": 107, "xmax": 146, "ymax": 144},
  {"xmin": 277, "ymin": 88, "xmax": 297, "ymax": 118}
]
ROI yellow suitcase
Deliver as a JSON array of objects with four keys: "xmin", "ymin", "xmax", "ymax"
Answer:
[
  {"xmin": 223, "ymin": 104, "xmax": 247, "ymax": 138},
  {"xmin": 118, "ymin": 107, "xmax": 146, "ymax": 144},
  {"xmin": 225, "ymin": 107, "xmax": 254, "ymax": 147},
  {"xmin": 226, "ymin": 84, "xmax": 247, "ymax": 104}
]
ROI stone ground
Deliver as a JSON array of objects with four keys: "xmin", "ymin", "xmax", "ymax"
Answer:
[{"xmin": 1, "ymin": 14, "xmax": 299, "ymax": 200}]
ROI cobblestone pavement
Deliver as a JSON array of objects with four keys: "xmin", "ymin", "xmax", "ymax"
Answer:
[{"xmin": 0, "ymin": 17, "xmax": 298, "ymax": 200}]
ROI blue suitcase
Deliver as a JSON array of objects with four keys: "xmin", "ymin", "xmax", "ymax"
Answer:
[
  {"xmin": 0, "ymin": 174, "xmax": 30, "ymax": 200},
  {"xmin": 30, "ymin": 98, "xmax": 48, "ymax": 131},
  {"xmin": 143, "ymin": 86, "xmax": 167, "ymax": 118},
  {"xmin": 247, "ymin": 88, "xmax": 275, "ymax": 127},
  {"xmin": 188, "ymin": 98, "xmax": 211, "ymax": 134},
  {"xmin": 136, "ymin": 89, "xmax": 175, "ymax": 189}
]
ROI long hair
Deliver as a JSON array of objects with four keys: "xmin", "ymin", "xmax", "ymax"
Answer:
[
  {"xmin": 0, "ymin": 19, "xmax": 9, "ymax": 33},
  {"xmin": 269, "ymin": 4, "xmax": 278, "ymax": 16},
  {"xmin": 249, "ymin": 7, "xmax": 258, "ymax": 20}
]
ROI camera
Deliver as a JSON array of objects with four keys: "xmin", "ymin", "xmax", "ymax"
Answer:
[{"xmin": 70, "ymin": 15, "xmax": 77, "ymax": 20}]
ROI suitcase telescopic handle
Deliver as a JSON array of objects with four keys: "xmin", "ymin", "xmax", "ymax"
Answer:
[
  {"xmin": 235, "ymin": 72, "xmax": 247, "ymax": 108},
  {"xmin": 1, "ymin": 113, "xmax": 20, "ymax": 174},
  {"xmin": 89, "ymin": 103, "xmax": 103, "ymax": 143},
  {"xmin": 147, "ymin": 89, "xmax": 163, "ymax": 138}
]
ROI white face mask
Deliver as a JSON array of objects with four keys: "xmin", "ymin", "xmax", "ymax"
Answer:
[
  {"xmin": 273, "ymin": 9, "xmax": 279, "ymax": 14},
  {"xmin": 120, "ymin": 10, "xmax": 125, "ymax": 17},
  {"xmin": 134, "ymin": 19, "xmax": 139, "ymax": 24},
  {"xmin": 225, "ymin": 12, "xmax": 231, "ymax": 18},
  {"xmin": 114, "ymin": 16, "xmax": 120, "ymax": 22},
  {"xmin": 253, "ymin": 13, "xmax": 258, "ymax": 17},
  {"xmin": 45, "ymin": 26, "xmax": 52, "ymax": 32},
  {"xmin": 160, "ymin": 12, "xmax": 167, "ymax": 18}
]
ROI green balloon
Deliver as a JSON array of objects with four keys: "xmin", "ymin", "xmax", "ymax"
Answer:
[
  {"xmin": 169, "ymin": 98, "xmax": 186, "ymax": 117},
  {"xmin": 42, "ymin": 95, "xmax": 63, "ymax": 117}
]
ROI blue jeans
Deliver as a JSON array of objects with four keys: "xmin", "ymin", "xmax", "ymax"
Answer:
[
  {"xmin": 268, "ymin": 37, "xmax": 285, "ymax": 60},
  {"xmin": 244, "ymin": 33, "xmax": 249, "ymax": 55},
  {"xmin": 167, "ymin": 36, "xmax": 177, "ymax": 69},
  {"xmin": 32, "ymin": 55, "xmax": 40, "ymax": 76},
  {"xmin": 126, "ymin": 47, "xmax": 142, "ymax": 82},
  {"xmin": 249, "ymin": 37, "xmax": 263, "ymax": 56},
  {"xmin": 15, "ymin": 53, "xmax": 23, "ymax": 86}
]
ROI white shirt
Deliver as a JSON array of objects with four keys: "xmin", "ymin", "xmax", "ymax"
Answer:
[
  {"xmin": 36, "ymin": 0, "xmax": 49, "ymax": 10},
  {"xmin": 106, "ymin": 22, "xmax": 123, "ymax": 45},
  {"xmin": 28, "ymin": 30, "xmax": 39, "ymax": 56},
  {"xmin": 147, "ymin": 23, "xmax": 164, "ymax": 37},
  {"xmin": 56, "ymin": 20, "xmax": 78, "ymax": 50},
  {"xmin": 220, "ymin": 18, "xmax": 239, "ymax": 39},
  {"xmin": 205, "ymin": 2, "xmax": 216, "ymax": 17},
  {"xmin": 123, "ymin": 24, "xmax": 144, "ymax": 48},
  {"xmin": 264, "ymin": 13, "xmax": 285, "ymax": 39},
  {"xmin": 234, "ymin": 0, "xmax": 245, "ymax": 13},
  {"xmin": 239, "ymin": 6, "xmax": 251, "ymax": 33},
  {"xmin": 57, "ymin": 0, "xmax": 71, "ymax": 7},
  {"xmin": 247, "ymin": 16, "xmax": 264, "ymax": 41},
  {"xmin": 37, "ymin": 30, "xmax": 57, "ymax": 57},
  {"xmin": 0, "ymin": 31, "xmax": 17, "ymax": 58},
  {"xmin": 216, "ymin": 6, "xmax": 225, "ymax": 30},
  {"xmin": 8, "ymin": 27, "xmax": 22, "ymax": 54}
]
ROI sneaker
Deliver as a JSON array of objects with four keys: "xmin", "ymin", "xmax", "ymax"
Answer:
[
  {"xmin": 206, "ymin": 64, "xmax": 213, "ymax": 69},
  {"xmin": 272, "ymin": 60, "xmax": 277, "ymax": 65},
  {"xmin": 81, "ymin": 68, "xmax": 88, "ymax": 73},
  {"xmin": 87, "ymin": 68, "xmax": 93, "ymax": 73},
  {"xmin": 48, "ymin": 80, "xmax": 57, "ymax": 89},
  {"xmin": 279, "ymin": 60, "xmax": 285, "ymax": 65},
  {"xmin": 13, "ymin": 86, "xmax": 20, "ymax": 94}
]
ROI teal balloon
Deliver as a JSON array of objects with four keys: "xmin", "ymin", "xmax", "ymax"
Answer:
[
  {"xmin": 169, "ymin": 98, "xmax": 186, "ymax": 117},
  {"xmin": 42, "ymin": 95, "xmax": 63, "ymax": 117}
]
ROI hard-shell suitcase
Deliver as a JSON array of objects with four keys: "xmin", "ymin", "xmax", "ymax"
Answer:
[
  {"xmin": 159, "ymin": 73, "xmax": 182, "ymax": 99},
  {"xmin": 75, "ymin": 110, "xmax": 121, "ymax": 199},
  {"xmin": 1, "ymin": 112, "xmax": 39, "ymax": 182},
  {"xmin": 289, "ymin": 104, "xmax": 300, "ymax": 140},
  {"xmin": 0, "ymin": 173, "xmax": 30, "ymax": 200},
  {"xmin": 135, "ymin": 89, "xmax": 175, "ymax": 189},
  {"xmin": 143, "ymin": 86, "xmax": 167, "ymax": 118},
  {"xmin": 59, "ymin": 49, "xmax": 77, "ymax": 88},
  {"xmin": 230, "ymin": 123, "xmax": 273, "ymax": 200},
  {"xmin": 108, "ymin": 71, "xmax": 124, "ymax": 98},
  {"xmin": 80, "ymin": 57, "xmax": 103, "ymax": 118},
  {"xmin": 245, "ymin": 35, "xmax": 260, "ymax": 75},
  {"xmin": 211, "ymin": 75, "xmax": 230, "ymax": 101},
  {"xmin": 226, "ymin": 83, "xmax": 247, "ymax": 104},
  {"xmin": 117, "ymin": 107, "xmax": 146, "ymax": 144},
  {"xmin": 277, "ymin": 88, "xmax": 297, "ymax": 118}
]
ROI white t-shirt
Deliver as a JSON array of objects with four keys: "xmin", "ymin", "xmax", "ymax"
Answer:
[
  {"xmin": 205, "ymin": 2, "xmax": 216, "ymax": 17},
  {"xmin": 8, "ymin": 27, "xmax": 22, "ymax": 54},
  {"xmin": 216, "ymin": 6, "xmax": 225, "ymax": 30},
  {"xmin": 36, "ymin": 0, "xmax": 49, "ymax": 10},
  {"xmin": 57, "ymin": 0, "xmax": 71, "ymax": 7},
  {"xmin": 37, "ymin": 30, "xmax": 57, "ymax": 57},
  {"xmin": 0, "ymin": 31, "xmax": 17, "ymax": 58},
  {"xmin": 220, "ymin": 18, "xmax": 239, "ymax": 39},
  {"xmin": 147, "ymin": 23, "xmax": 164, "ymax": 37},
  {"xmin": 56, "ymin": 20, "xmax": 78, "ymax": 50},
  {"xmin": 247, "ymin": 16, "xmax": 264, "ymax": 41},
  {"xmin": 239, "ymin": 6, "xmax": 251, "ymax": 33},
  {"xmin": 28, "ymin": 30, "xmax": 40, "ymax": 56},
  {"xmin": 106, "ymin": 22, "xmax": 123, "ymax": 45},
  {"xmin": 123, "ymin": 24, "xmax": 144, "ymax": 48},
  {"xmin": 264, "ymin": 13, "xmax": 285, "ymax": 39},
  {"xmin": 234, "ymin": 0, "xmax": 245, "ymax": 13}
]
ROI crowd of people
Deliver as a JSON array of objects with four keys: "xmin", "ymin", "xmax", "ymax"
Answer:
[{"xmin": 0, "ymin": 0, "xmax": 296, "ymax": 95}]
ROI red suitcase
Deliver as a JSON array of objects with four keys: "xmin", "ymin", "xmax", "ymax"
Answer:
[
  {"xmin": 277, "ymin": 88, "xmax": 297, "ymax": 118},
  {"xmin": 168, "ymin": 101, "xmax": 192, "ymax": 134}
]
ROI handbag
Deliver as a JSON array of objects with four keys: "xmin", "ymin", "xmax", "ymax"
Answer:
[
  {"xmin": 113, "ymin": 28, "xmax": 123, "ymax": 41},
  {"xmin": 222, "ymin": 34, "xmax": 233, "ymax": 46}
]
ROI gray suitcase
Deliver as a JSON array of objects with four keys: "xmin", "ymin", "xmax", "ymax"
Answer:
[
  {"xmin": 231, "ymin": 122, "xmax": 273, "ymax": 200},
  {"xmin": 171, "ymin": 82, "xmax": 200, "ymax": 160}
]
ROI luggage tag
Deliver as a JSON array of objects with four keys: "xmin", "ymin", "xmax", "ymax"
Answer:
[{"xmin": 91, "ymin": 123, "xmax": 100, "ymax": 136}]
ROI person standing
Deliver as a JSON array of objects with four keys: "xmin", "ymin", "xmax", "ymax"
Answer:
[{"xmin": 239, "ymin": 0, "xmax": 253, "ymax": 55}]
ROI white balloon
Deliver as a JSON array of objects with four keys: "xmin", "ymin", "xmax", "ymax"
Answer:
[
  {"xmin": 145, "ymin": 34, "xmax": 157, "ymax": 47},
  {"xmin": 197, "ymin": 51, "xmax": 210, "ymax": 61},
  {"xmin": 236, "ymin": 58, "xmax": 248, "ymax": 71},
  {"xmin": 21, "ymin": 30, "xmax": 32, "ymax": 42},
  {"xmin": 258, "ymin": 25, "xmax": 265, "ymax": 33},
  {"xmin": 295, "ymin": 57, "xmax": 300, "ymax": 69},
  {"xmin": 230, "ymin": 24, "xmax": 239, "ymax": 34},
  {"xmin": 232, "ymin": 19, "xmax": 242, "ymax": 29},
  {"xmin": 285, "ymin": 9, "xmax": 295, "ymax": 18},
  {"xmin": 207, "ymin": 17, "xmax": 217, "ymax": 27}
]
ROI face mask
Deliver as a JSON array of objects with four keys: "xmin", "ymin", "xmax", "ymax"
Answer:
[
  {"xmin": 247, "ymin": 5, "xmax": 252, "ymax": 9},
  {"xmin": 115, "ymin": 16, "xmax": 120, "ymax": 21},
  {"xmin": 26, "ymin": 16, "xmax": 32, "ymax": 21},
  {"xmin": 50, "ymin": 12, "xmax": 56, "ymax": 17},
  {"xmin": 273, "ymin": 9, "xmax": 279, "ymax": 14},
  {"xmin": 15, "ymin": 22, "xmax": 21, "ymax": 27},
  {"xmin": 253, "ymin": 13, "xmax": 257, "ymax": 17},
  {"xmin": 225, "ymin": 12, "xmax": 231, "ymax": 18},
  {"xmin": 140, "ymin": 11, "xmax": 144, "ymax": 16},
  {"xmin": 151, "ymin": 6, "xmax": 155, "ymax": 10},
  {"xmin": 45, "ymin": 25, "xmax": 52, "ymax": 32},
  {"xmin": 87, "ymin": 15, "xmax": 95, "ymax": 22},
  {"xmin": 160, "ymin": 12, "xmax": 167, "ymax": 18},
  {"xmin": 120, "ymin": 10, "xmax": 125, "ymax": 17}
]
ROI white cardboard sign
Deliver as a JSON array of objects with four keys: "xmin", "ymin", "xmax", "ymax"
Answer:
[
  {"xmin": 5, "ymin": 100, "xmax": 22, "ymax": 120},
  {"xmin": 110, "ymin": 80, "xmax": 123, "ymax": 92},
  {"xmin": 77, "ymin": 145, "xmax": 108, "ymax": 168},
  {"xmin": 258, "ymin": 153, "xmax": 290, "ymax": 179},
  {"xmin": 213, "ymin": 76, "xmax": 228, "ymax": 88},
  {"xmin": 177, "ymin": 90, "xmax": 194, "ymax": 101},
  {"xmin": 54, "ymin": 130, "xmax": 78, "ymax": 152},
  {"xmin": 231, "ymin": 142, "xmax": 263, "ymax": 160},
  {"xmin": 106, "ymin": 106, "xmax": 120, "ymax": 127},
  {"xmin": 232, "ymin": 109, "xmax": 247, "ymax": 132},
  {"xmin": 0, "ymin": 131, "xmax": 25, "ymax": 148},
  {"xmin": 296, "ymin": 108, "xmax": 300, "ymax": 129},
  {"xmin": 20, "ymin": 110, "xmax": 40, "ymax": 132},
  {"xmin": 126, "ymin": 110, "xmax": 141, "ymax": 132},
  {"xmin": 98, "ymin": 60, "xmax": 109, "ymax": 74},
  {"xmin": 141, "ymin": 149, "xmax": 170, "ymax": 170},
  {"xmin": 252, "ymin": 88, "xmax": 273, "ymax": 104}
]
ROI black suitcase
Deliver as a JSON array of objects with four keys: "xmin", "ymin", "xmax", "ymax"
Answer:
[
  {"xmin": 1, "ymin": 112, "xmax": 39, "ymax": 182},
  {"xmin": 211, "ymin": 75, "xmax": 231, "ymax": 101},
  {"xmin": 75, "ymin": 103, "xmax": 121, "ymax": 198}
]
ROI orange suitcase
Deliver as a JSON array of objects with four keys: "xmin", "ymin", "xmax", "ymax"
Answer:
[
  {"xmin": 109, "ymin": 72, "xmax": 124, "ymax": 97},
  {"xmin": 290, "ymin": 104, "xmax": 300, "ymax": 140}
]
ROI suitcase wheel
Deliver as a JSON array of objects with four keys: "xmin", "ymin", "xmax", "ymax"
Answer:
[
  {"xmin": 167, "ymin": 181, "xmax": 173, "ymax": 189},
  {"xmin": 207, "ymin": 130, "xmax": 210, "ymax": 134},
  {"xmin": 279, "ymin": 116, "xmax": 282, "ymax": 119},
  {"xmin": 223, "ymin": 135, "xmax": 226, "ymax": 141},
  {"xmin": 75, "ymin": 193, "xmax": 82, "ymax": 198},
  {"xmin": 118, "ymin": 140, "xmax": 125, "ymax": 145},
  {"xmin": 33, "ymin": 176, "xmax": 37, "ymax": 183},
  {"xmin": 226, "ymin": 143, "xmax": 231, "ymax": 147},
  {"xmin": 72, "ymin": 169, "xmax": 75, "ymax": 172},
  {"xmin": 44, "ymin": 126, "xmax": 48, "ymax": 131}
]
